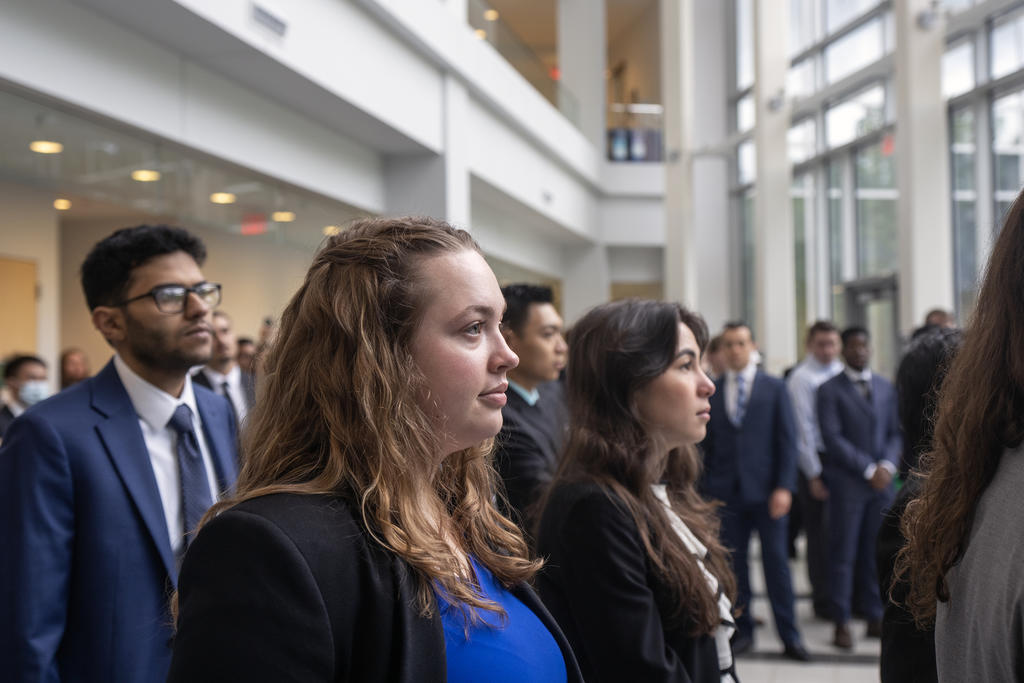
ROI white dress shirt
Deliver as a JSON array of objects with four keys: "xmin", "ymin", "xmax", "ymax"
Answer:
[
  {"xmin": 114, "ymin": 355, "xmax": 221, "ymax": 554},
  {"xmin": 786, "ymin": 355, "xmax": 843, "ymax": 478},
  {"xmin": 724, "ymin": 361, "xmax": 758, "ymax": 424},
  {"xmin": 199, "ymin": 365, "xmax": 248, "ymax": 424}
]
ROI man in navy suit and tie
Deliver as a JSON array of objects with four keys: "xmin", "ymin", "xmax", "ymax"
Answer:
[
  {"xmin": 817, "ymin": 325, "xmax": 900, "ymax": 650},
  {"xmin": 700, "ymin": 322, "xmax": 809, "ymax": 661},
  {"xmin": 0, "ymin": 225, "xmax": 239, "ymax": 682}
]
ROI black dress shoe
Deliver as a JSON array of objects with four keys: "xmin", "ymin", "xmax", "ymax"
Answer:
[
  {"xmin": 783, "ymin": 642, "xmax": 812, "ymax": 662},
  {"xmin": 731, "ymin": 632, "xmax": 754, "ymax": 656},
  {"xmin": 833, "ymin": 623, "xmax": 853, "ymax": 650},
  {"xmin": 866, "ymin": 620, "xmax": 883, "ymax": 638}
]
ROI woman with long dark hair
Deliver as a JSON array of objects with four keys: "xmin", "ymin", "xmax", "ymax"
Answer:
[
  {"xmin": 897, "ymin": 190, "xmax": 1024, "ymax": 681},
  {"xmin": 535, "ymin": 299, "xmax": 738, "ymax": 682},
  {"xmin": 167, "ymin": 217, "xmax": 582, "ymax": 682}
]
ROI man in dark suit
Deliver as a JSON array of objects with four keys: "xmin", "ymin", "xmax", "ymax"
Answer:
[
  {"xmin": 700, "ymin": 322, "xmax": 809, "ymax": 661},
  {"xmin": 0, "ymin": 225, "xmax": 239, "ymax": 682},
  {"xmin": 0, "ymin": 354, "xmax": 50, "ymax": 440},
  {"xmin": 192, "ymin": 309, "xmax": 256, "ymax": 427},
  {"xmin": 817, "ymin": 325, "xmax": 901, "ymax": 650},
  {"xmin": 495, "ymin": 284, "xmax": 568, "ymax": 531}
]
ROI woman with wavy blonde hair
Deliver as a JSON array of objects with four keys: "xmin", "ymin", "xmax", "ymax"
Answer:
[
  {"xmin": 168, "ymin": 217, "xmax": 582, "ymax": 683},
  {"xmin": 897, "ymin": 189, "xmax": 1024, "ymax": 681}
]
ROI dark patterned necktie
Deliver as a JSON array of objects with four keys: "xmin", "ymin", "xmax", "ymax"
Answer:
[{"xmin": 167, "ymin": 404, "xmax": 212, "ymax": 548}]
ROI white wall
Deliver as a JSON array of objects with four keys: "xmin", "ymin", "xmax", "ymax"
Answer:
[
  {"xmin": 609, "ymin": 245, "xmax": 663, "ymax": 283},
  {"xmin": 599, "ymin": 198, "xmax": 665, "ymax": 246},
  {"xmin": 1, "ymin": 0, "xmax": 386, "ymax": 213},
  {"xmin": 0, "ymin": 183, "xmax": 61, "ymax": 375},
  {"xmin": 59, "ymin": 218, "xmax": 315, "ymax": 374}
]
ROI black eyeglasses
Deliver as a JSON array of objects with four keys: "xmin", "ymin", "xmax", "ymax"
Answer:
[{"xmin": 115, "ymin": 282, "xmax": 222, "ymax": 313}]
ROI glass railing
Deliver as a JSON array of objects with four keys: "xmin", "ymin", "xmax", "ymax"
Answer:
[
  {"xmin": 467, "ymin": 0, "xmax": 580, "ymax": 127},
  {"xmin": 606, "ymin": 103, "xmax": 664, "ymax": 162}
]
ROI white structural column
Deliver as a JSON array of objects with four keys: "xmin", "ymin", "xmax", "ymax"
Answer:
[
  {"xmin": 660, "ymin": 0, "xmax": 699, "ymax": 309},
  {"xmin": 690, "ymin": 0, "xmax": 732, "ymax": 330},
  {"xmin": 894, "ymin": 0, "xmax": 953, "ymax": 332},
  {"xmin": 562, "ymin": 242, "xmax": 611, "ymax": 324},
  {"xmin": 752, "ymin": 0, "xmax": 795, "ymax": 371},
  {"xmin": 557, "ymin": 0, "xmax": 606, "ymax": 149}
]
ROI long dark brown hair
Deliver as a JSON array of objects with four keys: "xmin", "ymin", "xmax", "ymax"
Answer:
[
  {"xmin": 196, "ymin": 216, "xmax": 538, "ymax": 619},
  {"xmin": 539, "ymin": 298, "xmax": 736, "ymax": 636},
  {"xmin": 897, "ymin": 190, "xmax": 1024, "ymax": 627}
]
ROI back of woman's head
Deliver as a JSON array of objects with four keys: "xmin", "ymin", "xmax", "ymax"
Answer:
[
  {"xmin": 899, "ymin": 190, "xmax": 1024, "ymax": 626},
  {"xmin": 895, "ymin": 327, "xmax": 963, "ymax": 474},
  {"xmin": 564, "ymin": 298, "xmax": 708, "ymax": 488}
]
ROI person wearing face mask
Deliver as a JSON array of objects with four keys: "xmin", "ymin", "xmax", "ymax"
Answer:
[{"xmin": 0, "ymin": 355, "xmax": 50, "ymax": 440}]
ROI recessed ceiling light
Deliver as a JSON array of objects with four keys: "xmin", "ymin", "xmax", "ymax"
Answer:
[
  {"xmin": 131, "ymin": 169, "xmax": 161, "ymax": 182},
  {"xmin": 272, "ymin": 211, "xmax": 296, "ymax": 222},
  {"xmin": 53, "ymin": 198, "xmax": 71, "ymax": 210},
  {"xmin": 484, "ymin": 9, "xmax": 499, "ymax": 21},
  {"xmin": 474, "ymin": 29, "xmax": 487, "ymax": 40},
  {"xmin": 210, "ymin": 192, "xmax": 236, "ymax": 204},
  {"xmin": 323, "ymin": 225, "xmax": 341, "ymax": 236},
  {"xmin": 30, "ymin": 140, "xmax": 63, "ymax": 154}
]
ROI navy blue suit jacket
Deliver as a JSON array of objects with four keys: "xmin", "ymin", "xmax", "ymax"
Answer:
[
  {"xmin": 700, "ymin": 370, "xmax": 798, "ymax": 505},
  {"xmin": 0, "ymin": 359, "xmax": 238, "ymax": 682},
  {"xmin": 816, "ymin": 371, "xmax": 901, "ymax": 491}
]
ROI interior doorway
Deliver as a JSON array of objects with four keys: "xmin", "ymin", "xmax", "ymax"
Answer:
[{"xmin": 842, "ymin": 275, "xmax": 899, "ymax": 379}]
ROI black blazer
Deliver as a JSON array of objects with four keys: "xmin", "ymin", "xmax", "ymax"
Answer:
[
  {"xmin": 495, "ymin": 381, "xmax": 568, "ymax": 528},
  {"xmin": 192, "ymin": 368, "xmax": 256, "ymax": 411},
  {"xmin": 169, "ymin": 492, "xmax": 583, "ymax": 682},
  {"xmin": 536, "ymin": 480, "xmax": 730, "ymax": 683}
]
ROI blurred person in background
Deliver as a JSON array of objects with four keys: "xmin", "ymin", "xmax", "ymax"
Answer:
[
  {"xmin": 877, "ymin": 327, "xmax": 961, "ymax": 683},
  {"xmin": 193, "ymin": 310, "xmax": 255, "ymax": 428},
  {"xmin": 536, "ymin": 299, "xmax": 740, "ymax": 682},
  {"xmin": 494, "ymin": 283, "xmax": 568, "ymax": 532},
  {"xmin": 59, "ymin": 347, "xmax": 91, "ymax": 389},
  {"xmin": 0, "ymin": 354, "xmax": 49, "ymax": 440},
  {"xmin": 236, "ymin": 336, "xmax": 256, "ymax": 374}
]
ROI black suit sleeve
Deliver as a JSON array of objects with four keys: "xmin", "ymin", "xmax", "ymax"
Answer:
[
  {"xmin": 773, "ymin": 383, "xmax": 799, "ymax": 493},
  {"xmin": 548, "ymin": 492, "xmax": 696, "ymax": 683},
  {"xmin": 495, "ymin": 420, "xmax": 554, "ymax": 526},
  {"xmin": 168, "ymin": 509, "xmax": 336, "ymax": 682}
]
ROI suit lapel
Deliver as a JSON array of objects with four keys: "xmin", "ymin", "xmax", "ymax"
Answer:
[
  {"xmin": 90, "ymin": 361, "xmax": 178, "ymax": 583},
  {"xmin": 195, "ymin": 389, "xmax": 239, "ymax": 494},
  {"xmin": 839, "ymin": 373, "xmax": 873, "ymax": 418}
]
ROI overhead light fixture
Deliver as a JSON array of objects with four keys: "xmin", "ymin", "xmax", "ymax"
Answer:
[
  {"xmin": 53, "ymin": 198, "xmax": 71, "ymax": 210},
  {"xmin": 131, "ymin": 169, "xmax": 161, "ymax": 182},
  {"xmin": 271, "ymin": 210, "xmax": 296, "ymax": 222},
  {"xmin": 484, "ymin": 9, "xmax": 499, "ymax": 21},
  {"xmin": 323, "ymin": 225, "xmax": 341, "ymax": 236},
  {"xmin": 30, "ymin": 140, "xmax": 63, "ymax": 154},
  {"xmin": 474, "ymin": 29, "xmax": 487, "ymax": 40},
  {"xmin": 210, "ymin": 192, "xmax": 236, "ymax": 204}
]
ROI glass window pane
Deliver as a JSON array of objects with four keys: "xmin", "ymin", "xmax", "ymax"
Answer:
[
  {"xmin": 943, "ymin": 41, "xmax": 975, "ymax": 99},
  {"xmin": 826, "ymin": 84, "xmax": 885, "ymax": 148},
  {"xmin": 738, "ymin": 139, "xmax": 757, "ymax": 185},
  {"xmin": 739, "ymin": 190, "xmax": 756, "ymax": 329},
  {"xmin": 993, "ymin": 92, "xmax": 1024, "ymax": 195},
  {"xmin": 789, "ymin": 0, "xmax": 819, "ymax": 56},
  {"xmin": 952, "ymin": 107, "xmax": 978, "ymax": 319},
  {"xmin": 736, "ymin": 0, "xmax": 754, "ymax": 90},
  {"xmin": 788, "ymin": 118, "xmax": 817, "ymax": 163},
  {"xmin": 825, "ymin": 17, "xmax": 884, "ymax": 84},
  {"xmin": 991, "ymin": 10, "xmax": 1024, "ymax": 81},
  {"xmin": 737, "ymin": 94, "xmax": 755, "ymax": 132},
  {"xmin": 826, "ymin": 0, "xmax": 881, "ymax": 34},
  {"xmin": 855, "ymin": 139, "xmax": 899, "ymax": 276},
  {"xmin": 792, "ymin": 174, "xmax": 814, "ymax": 353},
  {"xmin": 942, "ymin": 0, "xmax": 974, "ymax": 13},
  {"xmin": 787, "ymin": 59, "xmax": 816, "ymax": 99}
]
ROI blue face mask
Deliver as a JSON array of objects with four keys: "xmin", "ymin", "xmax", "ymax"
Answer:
[{"xmin": 18, "ymin": 380, "xmax": 51, "ymax": 406}]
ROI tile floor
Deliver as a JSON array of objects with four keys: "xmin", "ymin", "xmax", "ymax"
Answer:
[{"xmin": 733, "ymin": 537, "xmax": 880, "ymax": 683}]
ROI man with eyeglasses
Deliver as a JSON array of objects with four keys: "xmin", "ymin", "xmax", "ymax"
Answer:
[{"xmin": 0, "ymin": 225, "xmax": 239, "ymax": 682}]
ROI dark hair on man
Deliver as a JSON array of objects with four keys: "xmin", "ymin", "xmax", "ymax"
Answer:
[
  {"xmin": 80, "ymin": 225, "xmax": 207, "ymax": 310},
  {"xmin": 841, "ymin": 325, "xmax": 870, "ymax": 346},
  {"xmin": 4, "ymin": 354, "xmax": 46, "ymax": 381},
  {"xmin": 895, "ymin": 327, "xmax": 963, "ymax": 477},
  {"xmin": 500, "ymin": 284, "xmax": 554, "ymax": 335},
  {"xmin": 707, "ymin": 334, "xmax": 724, "ymax": 354},
  {"xmin": 806, "ymin": 320, "xmax": 839, "ymax": 345},
  {"xmin": 722, "ymin": 320, "xmax": 753, "ymax": 339},
  {"xmin": 237, "ymin": 337, "xmax": 255, "ymax": 347}
]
